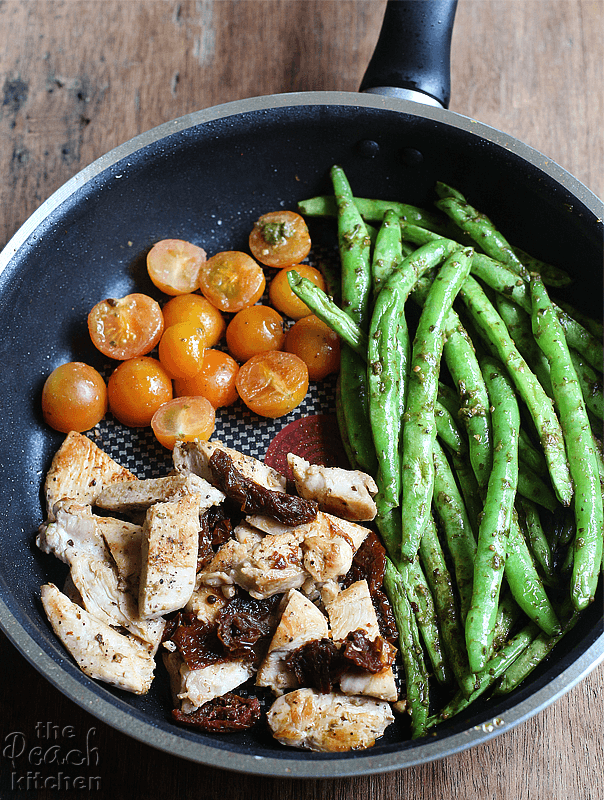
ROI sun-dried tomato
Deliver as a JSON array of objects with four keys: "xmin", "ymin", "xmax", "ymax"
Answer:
[
  {"xmin": 284, "ymin": 637, "xmax": 345, "ymax": 693},
  {"xmin": 169, "ymin": 612, "xmax": 226, "ymax": 670},
  {"xmin": 209, "ymin": 448, "xmax": 318, "ymax": 525},
  {"xmin": 341, "ymin": 629, "xmax": 397, "ymax": 673},
  {"xmin": 206, "ymin": 504, "xmax": 233, "ymax": 547},
  {"xmin": 172, "ymin": 693, "xmax": 262, "ymax": 732},
  {"xmin": 216, "ymin": 594, "xmax": 279, "ymax": 657},
  {"xmin": 343, "ymin": 531, "xmax": 386, "ymax": 593}
]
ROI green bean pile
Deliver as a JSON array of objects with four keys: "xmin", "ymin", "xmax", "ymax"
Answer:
[{"xmin": 290, "ymin": 166, "xmax": 604, "ymax": 737}]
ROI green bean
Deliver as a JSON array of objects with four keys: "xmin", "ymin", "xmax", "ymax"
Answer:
[
  {"xmin": 434, "ymin": 181, "xmax": 467, "ymax": 202},
  {"xmin": 366, "ymin": 215, "xmax": 408, "ymax": 509},
  {"xmin": 338, "ymin": 348, "xmax": 377, "ymax": 474},
  {"xmin": 505, "ymin": 512, "xmax": 560, "ymax": 634},
  {"xmin": 419, "ymin": 515, "xmax": 476, "ymax": 697},
  {"xmin": 494, "ymin": 599, "xmax": 580, "ymax": 695},
  {"xmin": 331, "ymin": 166, "xmax": 372, "ymax": 328},
  {"xmin": 496, "ymin": 295, "xmax": 553, "ymax": 396},
  {"xmin": 517, "ymin": 462, "xmax": 558, "ymax": 513},
  {"xmin": 400, "ymin": 220, "xmax": 535, "ymax": 313},
  {"xmin": 331, "ymin": 166, "xmax": 377, "ymax": 475},
  {"xmin": 384, "ymin": 559, "xmax": 430, "ymax": 739},
  {"xmin": 375, "ymin": 499, "xmax": 452, "ymax": 685},
  {"xmin": 435, "ymin": 196, "xmax": 530, "ymax": 279},
  {"xmin": 557, "ymin": 300, "xmax": 603, "ymax": 340},
  {"xmin": 412, "ymin": 275, "xmax": 493, "ymax": 490},
  {"xmin": 531, "ymin": 275, "xmax": 603, "ymax": 610},
  {"xmin": 517, "ymin": 498, "xmax": 557, "ymax": 585},
  {"xmin": 491, "ymin": 590, "xmax": 522, "ymax": 653},
  {"xmin": 459, "ymin": 275, "xmax": 573, "ymax": 507},
  {"xmin": 428, "ymin": 621, "xmax": 539, "ymax": 725},
  {"xmin": 401, "ymin": 248, "xmax": 474, "ymax": 563},
  {"xmin": 434, "ymin": 399, "xmax": 465, "ymax": 456},
  {"xmin": 368, "ymin": 240, "xmax": 461, "ymax": 511},
  {"xmin": 519, "ymin": 427, "xmax": 547, "ymax": 475},
  {"xmin": 436, "ymin": 384, "xmax": 483, "ymax": 535},
  {"xmin": 297, "ymin": 194, "xmax": 448, "ymax": 233},
  {"xmin": 556, "ymin": 306, "xmax": 604, "ymax": 374},
  {"xmin": 335, "ymin": 374, "xmax": 358, "ymax": 470},
  {"xmin": 511, "ymin": 245, "xmax": 573, "ymax": 287},
  {"xmin": 286, "ymin": 270, "xmax": 368, "ymax": 357},
  {"xmin": 569, "ymin": 348, "xmax": 604, "ymax": 421},
  {"xmin": 372, "ymin": 209, "xmax": 404, "ymax": 295},
  {"xmin": 465, "ymin": 356, "xmax": 520, "ymax": 673},
  {"xmin": 432, "ymin": 439, "xmax": 477, "ymax": 622}
]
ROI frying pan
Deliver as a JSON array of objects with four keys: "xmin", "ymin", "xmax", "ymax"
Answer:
[{"xmin": 0, "ymin": 0, "xmax": 602, "ymax": 779}]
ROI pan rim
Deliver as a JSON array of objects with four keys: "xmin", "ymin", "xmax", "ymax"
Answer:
[{"xmin": 1, "ymin": 89, "xmax": 603, "ymax": 778}]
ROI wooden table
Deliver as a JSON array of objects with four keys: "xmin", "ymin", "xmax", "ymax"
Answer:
[{"xmin": 1, "ymin": 2, "xmax": 602, "ymax": 797}]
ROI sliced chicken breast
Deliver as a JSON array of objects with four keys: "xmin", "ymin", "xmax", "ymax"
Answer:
[
  {"xmin": 95, "ymin": 473, "xmax": 224, "ymax": 514},
  {"xmin": 99, "ymin": 517, "xmax": 145, "ymax": 587},
  {"xmin": 139, "ymin": 494, "xmax": 202, "ymax": 619},
  {"xmin": 41, "ymin": 583, "xmax": 155, "ymax": 695},
  {"xmin": 267, "ymin": 688, "xmax": 395, "ymax": 752},
  {"xmin": 287, "ymin": 453, "xmax": 378, "ymax": 521},
  {"xmin": 173, "ymin": 439, "xmax": 286, "ymax": 492},
  {"xmin": 163, "ymin": 650, "xmax": 255, "ymax": 714},
  {"xmin": 184, "ymin": 585, "xmax": 228, "ymax": 624},
  {"xmin": 43, "ymin": 431, "xmax": 135, "ymax": 520},
  {"xmin": 256, "ymin": 589, "xmax": 329, "ymax": 695},
  {"xmin": 68, "ymin": 552, "xmax": 165, "ymax": 652},
  {"xmin": 36, "ymin": 500, "xmax": 108, "ymax": 564}
]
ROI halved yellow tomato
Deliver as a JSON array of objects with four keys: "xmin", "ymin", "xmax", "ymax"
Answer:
[
  {"xmin": 236, "ymin": 350, "xmax": 309, "ymax": 418},
  {"xmin": 87, "ymin": 293, "xmax": 164, "ymax": 360},
  {"xmin": 146, "ymin": 239, "xmax": 207, "ymax": 295},
  {"xmin": 199, "ymin": 251, "xmax": 265, "ymax": 313},
  {"xmin": 151, "ymin": 396, "xmax": 216, "ymax": 449},
  {"xmin": 248, "ymin": 210, "xmax": 311, "ymax": 267}
]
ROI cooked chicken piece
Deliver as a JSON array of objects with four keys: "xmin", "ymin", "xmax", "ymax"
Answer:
[
  {"xmin": 326, "ymin": 580, "xmax": 398, "ymax": 702},
  {"xmin": 287, "ymin": 453, "xmax": 378, "ymax": 522},
  {"xmin": 37, "ymin": 500, "xmax": 110, "ymax": 564},
  {"xmin": 163, "ymin": 650, "xmax": 255, "ymax": 713},
  {"xmin": 41, "ymin": 583, "xmax": 155, "ymax": 694},
  {"xmin": 37, "ymin": 500, "xmax": 164, "ymax": 650},
  {"xmin": 246, "ymin": 512, "xmax": 369, "ymax": 552},
  {"xmin": 95, "ymin": 473, "xmax": 224, "ymax": 514},
  {"xmin": 235, "ymin": 532, "xmax": 308, "ymax": 599},
  {"xmin": 319, "ymin": 579, "xmax": 341, "ymax": 606},
  {"xmin": 266, "ymin": 688, "xmax": 395, "ymax": 752},
  {"xmin": 99, "ymin": 518, "xmax": 144, "ymax": 587},
  {"xmin": 199, "ymin": 512, "xmax": 368, "ymax": 600},
  {"xmin": 184, "ymin": 585, "xmax": 227, "ymax": 624},
  {"xmin": 234, "ymin": 521, "xmax": 265, "ymax": 547},
  {"xmin": 43, "ymin": 431, "xmax": 136, "ymax": 520},
  {"xmin": 139, "ymin": 494, "xmax": 202, "ymax": 619},
  {"xmin": 256, "ymin": 589, "xmax": 329, "ymax": 695},
  {"xmin": 68, "ymin": 552, "xmax": 165, "ymax": 652},
  {"xmin": 173, "ymin": 439, "xmax": 286, "ymax": 492}
]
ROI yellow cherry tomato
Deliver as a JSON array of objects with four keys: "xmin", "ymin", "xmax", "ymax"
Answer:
[
  {"xmin": 107, "ymin": 357, "xmax": 173, "ymax": 427},
  {"xmin": 226, "ymin": 305, "xmax": 285, "ymax": 362},
  {"xmin": 146, "ymin": 239, "xmax": 207, "ymax": 296},
  {"xmin": 269, "ymin": 264, "xmax": 326, "ymax": 320},
  {"xmin": 42, "ymin": 362, "xmax": 107, "ymax": 433},
  {"xmin": 151, "ymin": 396, "xmax": 216, "ymax": 449}
]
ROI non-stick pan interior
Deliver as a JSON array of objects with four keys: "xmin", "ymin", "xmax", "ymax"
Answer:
[{"xmin": 0, "ymin": 93, "xmax": 602, "ymax": 777}]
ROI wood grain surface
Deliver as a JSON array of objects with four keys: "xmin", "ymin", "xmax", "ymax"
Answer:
[{"xmin": 0, "ymin": 2, "xmax": 602, "ymax": 798}]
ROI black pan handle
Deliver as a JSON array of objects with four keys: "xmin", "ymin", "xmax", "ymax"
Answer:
[{"xmin": 360, "ymin": 0, "xmax": 458, "ymax": 108}]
